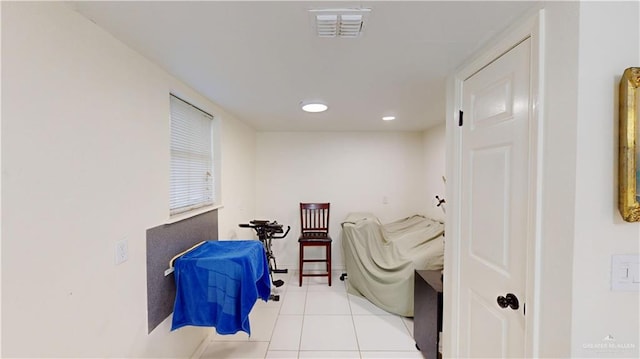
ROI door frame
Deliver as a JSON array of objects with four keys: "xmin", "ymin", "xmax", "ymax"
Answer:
[{"xmin": 443, "ymin": 10, "xmax": 545, "ymax": 358}]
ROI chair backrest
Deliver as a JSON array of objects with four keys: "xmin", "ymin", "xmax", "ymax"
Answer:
[{"xmin": 300, "ymin": 203, "xmax": 330, "ymax": 234}]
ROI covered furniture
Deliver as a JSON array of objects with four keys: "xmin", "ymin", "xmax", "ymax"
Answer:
[
  {"xmin": 341, "ymin": 213, "xmax": 444, "ymax": 316},
  {"xmin": 298, "ymin": 202, "xmax": 332, "ymax": 286},
  {"xmin": 171, "ymin": 240, "xmax": 271, "ymax": 335}
]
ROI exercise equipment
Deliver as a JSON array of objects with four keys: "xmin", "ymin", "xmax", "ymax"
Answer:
[{"xmin": 239, "ymin": 220, "xmax": 290, "ymax": 301}]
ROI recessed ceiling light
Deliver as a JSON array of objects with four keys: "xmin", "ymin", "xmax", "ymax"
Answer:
[
  {"xmin": 301, "ymin": 102, "xmax": 328, "ymax": 113},
  {"xmin": 382, "ymin": 116, "xmax": 396, "ymax": 121}
]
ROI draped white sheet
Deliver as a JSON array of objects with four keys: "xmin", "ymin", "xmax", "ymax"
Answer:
[{"xmin": 341, "ymin": 213, "xmax": 444, "ymax": 316}]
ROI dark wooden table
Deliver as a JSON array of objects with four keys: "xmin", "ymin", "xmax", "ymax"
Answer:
[{"xmin": 414, "ymin": 270, "xmax": 443, "ymax": 359}]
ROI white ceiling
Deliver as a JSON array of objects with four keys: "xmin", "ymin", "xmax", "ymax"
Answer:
[{"xmin": 71, "ymin": 1, "xmax": 538, "ymax": 132}]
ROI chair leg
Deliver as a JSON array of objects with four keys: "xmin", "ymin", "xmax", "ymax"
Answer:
[
  {"xmin": 327, "ymin": 244, "xmax": 332, "ymax": 286},
  {"xmin": 299, "ymin": 243, "xmax": 303, "ymax": 287}
]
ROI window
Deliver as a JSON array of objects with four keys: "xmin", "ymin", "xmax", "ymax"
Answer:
[{"xmin": 169, "ymin": 95, "xmax": 216, "ymax": 215}]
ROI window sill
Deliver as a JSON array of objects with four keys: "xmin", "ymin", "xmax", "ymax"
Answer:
[{"xmin": 166, "ymin": 204, "xmax": 224, "ymax": 224}]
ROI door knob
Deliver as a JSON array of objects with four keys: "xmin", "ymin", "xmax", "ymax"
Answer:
[{"xmin": 496, "ymin": 293, "xmax": 519, "ymax": 310}]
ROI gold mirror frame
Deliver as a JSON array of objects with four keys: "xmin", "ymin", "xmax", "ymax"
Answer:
[{"xmin": 619, "ymin": 67, "xmax": 640, "ymax": 222}]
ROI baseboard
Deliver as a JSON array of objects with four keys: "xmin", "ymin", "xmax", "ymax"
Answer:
[{"xmin": 189, "ymin": 329, "xmax": 215, "ymax": 359}]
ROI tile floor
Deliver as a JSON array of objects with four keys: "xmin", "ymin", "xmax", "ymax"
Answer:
[{"xmin": 197, "ymin": 270, "xmax": 425, "ymax": 359}]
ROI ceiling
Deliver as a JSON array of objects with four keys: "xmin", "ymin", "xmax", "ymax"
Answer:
[{"xmin": 71, "ymin": 1, "xmax": 538, "ymax": 132}]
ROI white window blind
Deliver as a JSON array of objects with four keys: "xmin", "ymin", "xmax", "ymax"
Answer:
[{"xmin": 170, "ymin": 95, "xmax": 215, "ymax": 215}]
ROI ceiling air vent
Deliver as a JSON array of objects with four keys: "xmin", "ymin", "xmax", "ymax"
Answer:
[{"xmin": 309, "ymin": 8, "xmax": 371, "ymax": 38}]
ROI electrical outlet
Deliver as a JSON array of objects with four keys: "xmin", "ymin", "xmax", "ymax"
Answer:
[{"xmin": 115, "ymin": 239, "xmax": 128, "ymax": 265}]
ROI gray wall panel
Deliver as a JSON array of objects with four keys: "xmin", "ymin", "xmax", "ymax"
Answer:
[{"xmin": 146, "ymin": 210, "xmax": 218, "ymax": 333}]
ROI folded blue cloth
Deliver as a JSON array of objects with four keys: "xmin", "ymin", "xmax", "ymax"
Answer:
[{"xmin": 171, "ymin": 240, "xmax": 271, "ymax": 335}]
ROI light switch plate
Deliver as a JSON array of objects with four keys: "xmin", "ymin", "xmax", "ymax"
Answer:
[{"xmin": 611, "ymin": 254, "xmax": 639, "ymax": 292}]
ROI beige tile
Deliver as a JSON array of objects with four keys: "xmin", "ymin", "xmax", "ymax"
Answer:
[
  {"xmin": 305, "ymin": 290, "xmax": 351, "ymax": 315},
  {"xmin": 360, "ymin": 351, "xmax": 424, "ymax": 358},
  {"xmin": 300, "ymin": 315, "xmax": 358, "ymax": 351},
  {"xmin": 271, "ymin": 270, "xmax": 297, "ymax": 294},
  {"xmin": 298, "ymin": 350, "xmax": 360, "ymax": 358},
  {"xmin": 253, "ymin": 290, "xmax": 284, "ymax": 309},
  {"xmin": 353, "ymin": 315, "xmax": 416, "ymax": 351},
  {"xmin": 198, "ymin": 270, "xmax": 427, "ymax": 359},
  {"xmin": 284, "ymin": 281, "xmax": 309, "ymax": 292},
  {"xmin": 200, "ymin": 341, "xmax": 269, "ymax": 359},
  {"xmin": 279, "ymin": 291, "xmax": 307, "ymax": 315},
  {"xmin": 248, "ymin": 307, "xmax": 280, "ymax": 341},
  {"xmin": 305, "ymin": 271, "xmax": 345, "ymax": 291},
  {"xmin": 265, "ymin": 350, "xmax": 299, "ymax": 358},
  {"xmin": 348, "ymin": 293, "xmax": 392, "ymax": 315},
  {"xmin": 401, "ymin": 316, "xmax": 415, "ymax": 337},
  {"xmin": 268, "ymin": 315, "xmax": 303, "ymax": 351},
  {"xmin": 285, "ymin": 270, "xmax": 308, "ymax": 292}
]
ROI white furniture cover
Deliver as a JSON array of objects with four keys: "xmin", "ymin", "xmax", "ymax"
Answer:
[{"xmin": 341, "ymin": 213, "xmax": 444, "ymax": 316}]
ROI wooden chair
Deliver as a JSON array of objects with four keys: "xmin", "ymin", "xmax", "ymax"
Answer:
[{"xmin": 298, "ymin": 202, "xmax": 332, "ymax": 286}]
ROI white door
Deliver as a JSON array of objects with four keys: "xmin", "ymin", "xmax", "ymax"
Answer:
[{"xmin": 457, "ymin": 37, "xmax": 532, "ymax": 357}]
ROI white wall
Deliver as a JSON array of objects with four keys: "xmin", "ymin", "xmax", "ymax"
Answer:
[
  {"xmin": 422, "ymin": 124, "xmax": 446, "ymax": 222},
  {"xmin": 496, "ymin": 1, "xmax": 640, "ymax": 357},
  {"xmin": 1, "ymin": 2, "xmax": 256, "ymax": 357},
  {"xmin": 536, "ymin": 2, "xmax": 580, "ymax": 356},
  {"xmin": 442, "ymin": 2, "xmax": 638, "ymax": 357},
  {"xmin": 9, "ymin": 2, "xmax": 638, "ymax": 358},
  {"xmin": 571, "ymin": 1, "xmax": 640, "ymax": 357},
  {"xmin": 252, "ymin": 132, "xmax": 427, "ymax": 270},
  {"xmin": 219, "ymin": 113, "xmax": 257, "ymax": 240}
]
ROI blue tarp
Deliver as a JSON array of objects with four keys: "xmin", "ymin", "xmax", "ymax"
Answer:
[{"xmin": 171, "ymin": 240, "xmax": 271, "ymax": 335}]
